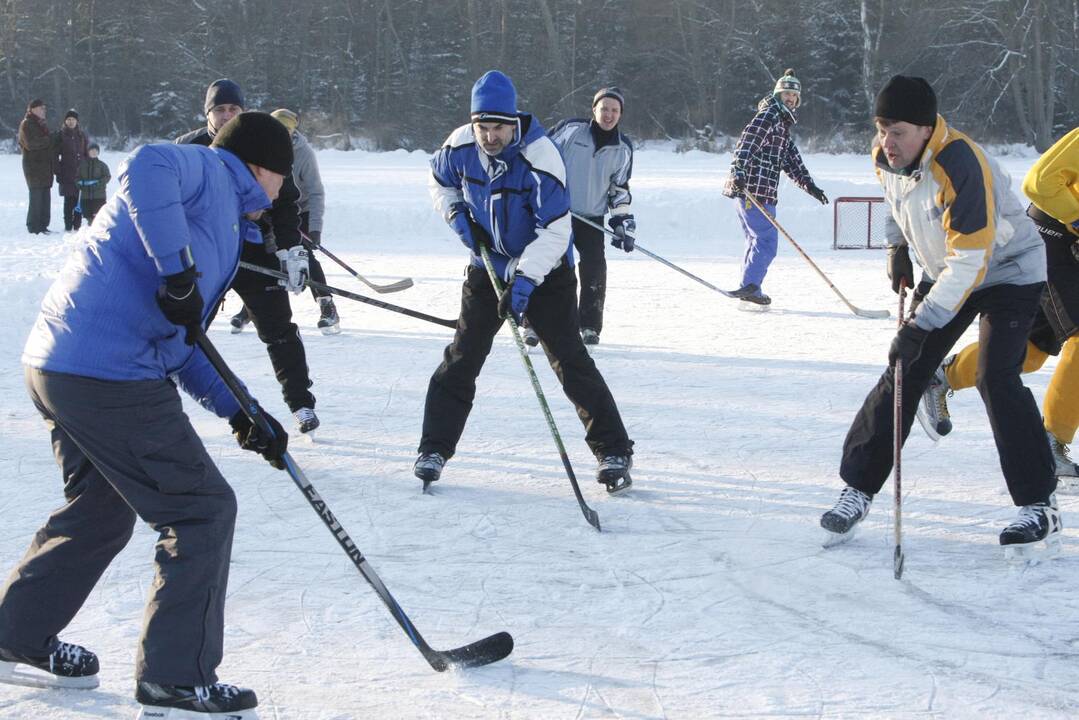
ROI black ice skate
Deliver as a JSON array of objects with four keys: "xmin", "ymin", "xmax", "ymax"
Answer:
[
  {"xmin": 136, "ymin": 680, "xmax": 258, "ymax": 719},
  {"xmin": 317, "ymin": 297, "xmax": 341, "ymax": 335},
  {"xmin": 0, "ymin": 641, "xmax": 100, "ymax": 689},
  {"xmin": 1048, "ymin": 430, "xmax": 1079, "ymax": 492},
  {"xmin": 293, "ymin": 407, "xmax": 319, "ymax": 439},
  {"xmin": 820, "ymin": 486, "xmax": 872, "ymax": 546},
  {"xmin": 1000, "ymin": 494, "xmax": 1062, "ymax": 562},
  {"xmin": 916, "ymin": 358, "xmax": 953, "ymax": 441},
  {"xmin": 522, "ymin": 325, "xmax": 540, "ymax": 348},
  {"xmin": 414, "ymin": 452, "xmax": 446, "ymax": 492},
  {"xmin": 229, "ymin": 306, "xmax": 251, "ymax": 334},
  {"xmin": 732, "ymin": 283, "xmax": 771, "ymax": 305},
  {"xmin": 581, "ymin": 328, "xmax": 600, "ymax": 346},
  {"xmin": 597, "ymin": 454, "xmax": 632, "ymax": 494}
]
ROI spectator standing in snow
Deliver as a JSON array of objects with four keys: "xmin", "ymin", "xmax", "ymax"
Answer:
[
  {"xmin": 722, "ymin": 69, "xmax": 828, "ymax": 306},
  {"xmin": 270, "ymin": 107, "xmax": 340, "ymax": 335},
  {"xmin": 18, "ymin": 99, "xmax": 55, "ymax": 234},
  {"xmin": 0, "ymin": 112, "xmax": 293, "ymax": 718},
  {"xmin": 75, "ymin": 142, "xmax": 111, "ymax": 225},
  {"xmin": 177, "ymin": 79, "xmax": 321, "ymax": 436},
  {"xmin": 549, "ymin": 86, "xmax": 636, "ymax": 347},
  {"xmin": 56, "ymin": 109, "xmax": 89, "ymax": 231},
  {"xmin": 820, "ymin": 76, "xmax": 1059, "ymax": 555},
  {"xmin": 413, "ymin": 70, "xmax": 635, "ymax": 494}
]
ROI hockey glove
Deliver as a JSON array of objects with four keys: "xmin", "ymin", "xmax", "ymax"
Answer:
[
  {"xmin": 887, "ymin": 245, "xmax": 915, "ymax": 295},
  {"xmin": 731, "ymin": 171, "xmax": 747, "ymax": 193},
  {"xmin": 497, "ymin": 273, "xmax": 537, "ymax": 324},
  {"xmin": 275, "ymin": 246, "xmax": 310, "ymax": 294},
  {"xmin": 229, "ymin": 408, "xmax": 289, "ymax": 470},
  {"xmin": 448, "ymin": 202, "xmax": 491, "ymax": 253},
  {"xmin": 609, "ymin": 214, "xmax": 636, "ymax": 252},
  {"xmin": 807, "ymin": 183, "xmax": 829, "ymax": 205},
  {"xmin": 888, "ymin": 321, "xmax": 930, "ymax": 368},
  {"xmin": 155, "ymin": 266, "xmax": 203, "ymax": 345}
]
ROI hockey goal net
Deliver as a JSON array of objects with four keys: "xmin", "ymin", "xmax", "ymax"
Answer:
[{"xmin": 833, "ymin": 196, "xmax": 887, "ymax": 249}]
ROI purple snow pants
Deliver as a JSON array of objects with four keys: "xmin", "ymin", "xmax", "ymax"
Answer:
[{"xmin": 735, "ymin": 198, "xmax": 778, "ymax": 289}]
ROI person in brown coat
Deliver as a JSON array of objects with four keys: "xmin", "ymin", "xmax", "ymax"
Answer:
[
  {"xmin": 56, "ymin": 109, "xmax": 90, "ymax": 231},
  {"xmin": 17, "ymin": 99, "xmax": 55, "ymax": 234}
]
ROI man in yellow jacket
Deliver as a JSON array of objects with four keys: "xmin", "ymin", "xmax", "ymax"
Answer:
[
  {"xmin": 820, "ymin": 76, "xmax": 1060, "ymax": 555},
  {"xmin": 917, "ymin": 128, "xmax": 1079, "ymax": 490}
]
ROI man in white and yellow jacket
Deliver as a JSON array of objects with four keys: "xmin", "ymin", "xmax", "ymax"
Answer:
[{"xmin": 820, "ymin": 75, "xmax": 1060, "ymax": 553}]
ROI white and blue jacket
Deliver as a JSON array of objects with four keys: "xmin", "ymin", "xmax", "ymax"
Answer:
[
  {"xmin": 22, "ymin": 143, "xmax": 272, "ymax": 418},
  {"xmin": 428, "ymin": 113, "xmax": 573, "ymax": 284}
]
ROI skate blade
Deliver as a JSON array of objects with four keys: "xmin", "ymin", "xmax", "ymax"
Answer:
[
  {"xmin": 737, "ymin": 300, "xmax": 770, "ymax": 312},
  {"xmin": 229, "ymin": 326, "xmax": 244, "ymax": 335},
  {"xmin": 298, "ymin": 431, "xmax": 317, "ymax": 444},
  {"xmin": 421, "ymin": 479, "xmax": 436, "ymax": 494},
  {"xmin": 137, "ymin": 705, "xmax": 259, "ymax": 719},
  {"xmin": 821, "ymin": 526, "xmax": 858, "ymax": 548},
  {"xmin": 914, "ymin": 405, "xmax": 941, "ymax": 442},
  {"xmin": 605, "ymin": 475, "xmax": 632, "ymax": 495},
  {"xmin": 1055, "ymin": 475, "xmax": 1079, "ymax": 494},
  {"xmin": 319, "ymin": 324, "xmax": 342, "ymax": 336},
  {"xmin": 0, "ymin": 660, "xmax": 99, "ymax": 690},
  {"xmin": 1003, "ymin": 535, "xmax": 1063, "ymax": 565}
]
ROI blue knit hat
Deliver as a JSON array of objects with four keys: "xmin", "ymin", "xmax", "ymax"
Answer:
[
  {"xmin": 204, "ymin": 78, "xmax": 245, "ymax": 114},
  {"xmin": 470, "ymin": 71, "xmax": 517, "ymax": 124}
]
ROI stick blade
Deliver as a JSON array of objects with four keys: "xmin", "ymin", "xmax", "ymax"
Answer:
[
  {"xmin": 854, "ymin": 307, "xmax": 891, "ymax": 319},
  {"xmin": 583, "ymin": 506, "xmax": 601, "ymax": 531},
  {"xmin": 367, "ymin": 278, "xmax": 415, "ymax": 294},
  {"xmin": 893, "ymin": 546, "xmax": 905, "ymax": 579},
  {"xmin": 426, "ymin": 631, "xmax": 514, "ymax": 671}
]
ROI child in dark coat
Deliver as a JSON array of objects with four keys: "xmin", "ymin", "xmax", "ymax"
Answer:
[{"xmin": 76, "ymin": 143, "xmax": 111, "ymax": 224}]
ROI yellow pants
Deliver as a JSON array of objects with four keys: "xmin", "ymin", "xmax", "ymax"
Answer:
[{"xmin": 945, "ymin": 335, "xmax": 1079, "ymax": 444}]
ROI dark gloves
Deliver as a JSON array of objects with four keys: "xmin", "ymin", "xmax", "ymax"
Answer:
[
  {"xmin": 497, "ymin": 273, "xmax": 537, "ymax": 324},
  {"xmin": 156, "ymin": 266, "xmax": 203, "ymax": 345},
  {"xmin": 229, "ymin": 408, "xmax": 288, "ymax": 470},
  {"xmin": 608, "ymin": 214, "xmax": 636, "ymax": 252},
  {"xmin": 888, "ymin": 321, "xmax": 930, "ymax": 368},
  {"xmin": 449, "ymin": 202, "xmax": 491, "ymax": 253},
  {"xmin": 306, "ymin": 230, "xmax": 321, "ymax": 247},
  {"xmin": 887, "ymin": 245, "xmax": 915, "ymax": 295},
  {"xmin": 807, "ymin": 183, "xmax": 829, "ymax": 205}
]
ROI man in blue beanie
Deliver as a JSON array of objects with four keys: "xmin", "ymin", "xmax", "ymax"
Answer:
[{"xmin": 413, "ymin": 70, "xmax": 636, "ymax": 493}]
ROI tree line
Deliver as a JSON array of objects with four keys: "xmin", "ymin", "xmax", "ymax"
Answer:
[{"xmin": 1, "ymin": 0, "xmax": 1075, "ymax": 153}]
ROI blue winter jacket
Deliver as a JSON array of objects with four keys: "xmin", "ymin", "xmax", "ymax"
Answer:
[
  {"xmin": 22, "ymin": 143, "xmax": 272, "ymax": 418},
  {"xmin": 428, "ymin": 113, "xmax": 573, "ymax": 284}
]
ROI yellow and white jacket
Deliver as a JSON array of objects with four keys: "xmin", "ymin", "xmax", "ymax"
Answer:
[
  {"xmin": 1023, "ymin": 126, "xmax": 1079, "ymax": 235},
  {"xmin": 876, "ymin": 115, "xmax": 1045, "ymax": 330}
]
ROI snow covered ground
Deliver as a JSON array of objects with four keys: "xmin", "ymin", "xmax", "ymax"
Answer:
[{"xmin": 0, "ymin": 144, "xmax": 1077, "ymax": 719}]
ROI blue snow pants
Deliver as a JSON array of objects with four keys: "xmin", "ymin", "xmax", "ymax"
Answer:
[{"xmin": 735, "ymin": 198, "xmax": 778, "ymax": 289}]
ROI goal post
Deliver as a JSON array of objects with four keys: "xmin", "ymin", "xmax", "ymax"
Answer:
[{"xmin": 834, "ymin": 196, "xmax": 887, "ymax": 250}]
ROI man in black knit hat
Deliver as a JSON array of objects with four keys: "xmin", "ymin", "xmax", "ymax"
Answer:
[
  {"xmin": 819, "ymin": 75, "xmax": 1060, "ymax": 558},
  {"xmin": 178, "ymin": 79, "xmax": 322, "ymax": 437}
]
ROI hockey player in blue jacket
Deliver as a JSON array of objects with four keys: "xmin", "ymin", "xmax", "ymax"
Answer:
[
  {"xmin": 414, "ymin": 70, "xmax": 635, "ymax": 493},
  {"xmin": 0, "ymin": 113, "xmax": 293, "ymax": 719}
]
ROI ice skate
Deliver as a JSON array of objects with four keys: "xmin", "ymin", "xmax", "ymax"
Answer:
[
  {"xmin": 293, "ymin": 407, "xmax": 319, "ymax": 440},
  {"xmin": 596, "ymin": 454, "xmax": 632, "ymax": 494},
  {"xmin": 229, "ymin": 306, "xmax": 250, "ymax": 334},
  {"xmin": 732, "ymin": 283, "xmax": 771, "ymax": 310},
  {"xmin": 916, "ymin": 357, "xmax": 953, "ymax": 441},
  {"xmin": 414, "ymin": 452, "xmax": 446, "ymax": 493},
  {"xmin": 136, "ymin": 680, "xmax": 259, "ymax": 719},
  {"xmin": 522, "ymin": 324, "xmax": 540, "ymax": 348},
  {"xmin": 317, "ymin": 297, "xmax": 341, "ymax": 335},
  {"xmin": 1048, "ymin": 430, "xmax": 1079, "ymax": 492},
  {"xmin": 0, "ymin": 641, "xmax": 99, "ymax": 690},
  {"xmin": 581, "ymin": 328, "xmax": 600, "ymax": 346},
  {"xmin": 1000, "ymin": 494, "xmax": 1063, "ymax": 563},
  {"xmin": 820, "ymin": 486, "xmax": 872, "ymax": 546}
]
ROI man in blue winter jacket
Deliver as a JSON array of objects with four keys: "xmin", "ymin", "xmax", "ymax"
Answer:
[
  {"xmin": 0, "ymin": 112, "xmax": 292, "ymax": 719},
  {"xmin": 413, "ymin": 70, "xmax": 635, "ymax": 493}
]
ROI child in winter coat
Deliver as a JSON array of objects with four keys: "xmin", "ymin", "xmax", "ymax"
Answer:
[{"xmin": 76, "ymin": 143, "xmax": 110, "ymax": 224}]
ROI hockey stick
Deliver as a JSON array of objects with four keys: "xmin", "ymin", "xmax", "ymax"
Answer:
[
  {"xmin": 300, "ymin": 231, "xmax": 414, "ymax": 294},
  {"xmin": 570, "ymin": 213, "xmax": 738, "ymax": 297},
  {"xmin": 741, "ymin": 191, "xmax": 891, "ymax": 319},
  {"xmin": 238, "ymin": 261, "xmax": 456, "ymax": 329},
  {"xmin": 893, "ymin": 285, "xmax": 907, "ymax": 580},
  {"xmin": 194, "ymin": 329, "xmax": 513, "ymax": 671},
  {"xmin": 478, "ymin": 245, "xmax": 601, "ymax": 531}
]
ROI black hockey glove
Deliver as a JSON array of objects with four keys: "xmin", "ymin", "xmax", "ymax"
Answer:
[
  {"xmin": 608, "ymin": 214, "xmax": 636, "ymax": 252},
  {"xmin": 731, "ymin": 171, "xmax": 747, "ymax": 193},
  {"xmin": 887, "ymin": 245, "xmax": 915, "ymax": 295},
  {"xmin": 156, "ymin": 266, "xmax": 203, "ymax": 345},
  {"xmin": 806, "ymin": 183, "xmax": 829, "ymax": 205},
  {"xmin": 229, "ymin": 407, "xmax": 289, "ymax": 470},
  {"xmin": 888, "ymin": 321, "xmax": 930, "ymax": 368}
]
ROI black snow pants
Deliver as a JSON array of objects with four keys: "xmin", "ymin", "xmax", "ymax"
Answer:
[
  {"xmin": 572, "ymin": 214, "xmax": 607, "ymax": 335},
  {"xmin": 840, "ymin": 281, "xmax": 1056, "ymax": 507}
]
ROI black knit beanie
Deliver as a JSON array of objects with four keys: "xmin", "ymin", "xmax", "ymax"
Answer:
[
  {"xmin": 65, "ymin": 109, "xmax": 79, "ymax": 120},
  {"xmin": 204, "ymin": 78, "xmax": 245, "ymax": 114},
  {"xmin": 210, "ymin": 111, "xmax": 294, "ymax": 176},
  {"xmin": 874, "ymin": 75, "xmax": 937, "ymax": 127}
]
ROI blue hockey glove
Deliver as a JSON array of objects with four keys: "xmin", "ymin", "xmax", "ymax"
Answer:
[
  {"xmin": 609, "ymin": 214, "xmax": 636, "ymax": 252},
  {"xmin": 497, "ymin": 274, "xmax": 537, "ymax": 324},
  {"xmin": 449, "ymin": 202, "xmax": 490, "ymax": 253}
]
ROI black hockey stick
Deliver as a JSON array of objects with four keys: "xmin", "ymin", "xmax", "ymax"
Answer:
[
  {"xmin": 741, "ymin": 191, "xmax": 891, "ymax": 319},
  {"xmin": 239, "ymin": 261, "xmax": 456, "ymax": 329},
  {"xmin": 300, "ymin": 231, "xmax": 414, "ymax": 294},
  {"xmin": 893, "ymin": 284, "xmax": 907, "ymax": 580},
  {"xmin": 478, "ymin": 245, "xmax": 601, "ymax": 531},
  {"xmin": 571, "ymin": 213, "xmax": 739, "ymax": 298},
  {"xmin": 195, "ymin": 329, "xmax": 513, "ymax": 671}
]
